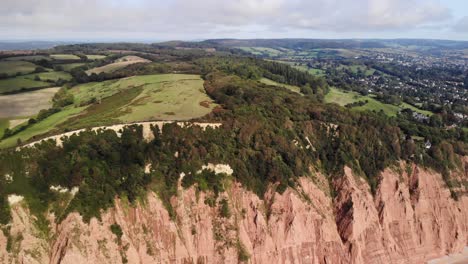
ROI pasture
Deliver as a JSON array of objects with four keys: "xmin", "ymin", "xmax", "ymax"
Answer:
[
  {"xmin": 4, "ymin": 55, "xmax": 52, "ymax": 61},
  {"xmin": 337, "ymin": 64, "xmax": 376, "ymax": 76},
  {"xmin": 23, "ymin": 71, "xmax": 72, "ymax": 82},
  {"xmin": 50, "ymin": 54, "xmax": 81, "ymax": 60},
  {"xmin": 86, "ymin": 55, "xmax": 106, "ymax": 60},
  {"xmin": 61, "ymin": 63, "xmax": 86, "ymax": 71},
  {"xmin": 325, "ymin": 87, "xmax": 432, "ymax": 117},
  {"xmin": 260, "ymin": 78, "xmax": 302, "ymax": 94},
  {"xmin": 0, "ymin": 76, "xmax": 50, "ymax": 94},
  {"xmin": 0, "ymin": 87, "xmax": 60, "ymax": 118},
  {"xmin": 0, "ymin": 61, "xmax": 38, "ymax": 76},
  {"xmin": 85, "ymin": 55, "xmax": 150, "ymax": 75},
  {"xmin": 0, "ymin": 74, "xmax": 218, "ymax": 148},
  {"xmin": 71, "ymin": 74, "xmax": 217, "ymax": 123},
  {"xmin": 0, "ymin": 106, "xmax": 86, "ymax": 148},
  {"xmin": 0, "ymin": 119, "xmax": 8, "ymax": 138}
]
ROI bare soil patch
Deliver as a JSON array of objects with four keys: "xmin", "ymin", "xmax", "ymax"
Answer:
[{"xmin": 0, "ymin": 87, "xmax": 60, "ymax": 118}]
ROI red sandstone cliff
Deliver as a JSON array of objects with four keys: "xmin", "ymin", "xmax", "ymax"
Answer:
[{"xmin": 0, "ymin": 161, "xmax": 467, "ymax": 263}]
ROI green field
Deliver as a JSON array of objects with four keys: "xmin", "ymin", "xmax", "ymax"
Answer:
[
  {"xmin": 292, "ymin": 65, "xmax": 325, "ymax": 76},
  {"xmin": 325, "ymin": 87, "xmax": 432, "ymax": 117},
  {"xmin": 61, "ymin": 63, "xmax": 86, "ymax": 71},
  {"xmin": 23, "ymin": 71, "xmax": 72, "ymax": 82},
  {"xmin": 260, "ymin": 78, "xmax": 302, "ymax": 94},
  {"xmin": 50, "ymin": 54, "xmax": 81, "ymax": 60},
  {"xmin": 0, "ymin": 61, "xmax": 38, "ymax": 76},
  {"xmin": 0, "ymin": 119, "xmax": 8, "ymax": 139},
  {"xmin": 86, "ymin": 55, "xmax": 150, "ymax": 75},
  {"xmin": 337, "ymin": 64, "xmax": 375, "ymax": 76},
  {"xmin": 86, "ymin": 55, "xmax": 106, "ymax": 60},
  {"xmin": 4, "ymin": 55, "xmax": 52, "ymax": 61},
  {"xmin": 0, "ymin": 74, "xmax": 217, "ymax": 148},
  {"xmin": 238, "ymin": 47, "xmax": 283, "ymax": 56},
  {"xmin": 0, "ymin": 76, "xmax": 51, "ymax": 94},
  {"xmin": 72, "ymin": 74, "xmax": 217, "ymax": 122},
  {"xmin": 0, "ymin": 106, "xmax": 86, "ymax": 148}
]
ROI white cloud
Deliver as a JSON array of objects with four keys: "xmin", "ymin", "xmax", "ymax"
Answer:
[
  {"xmin": 453, "ymin": 16, "xmax": 468, "ymax": 32},
  {"xmin": 0, "ymin": 0, "xmax": 456, "ymax": 39}
]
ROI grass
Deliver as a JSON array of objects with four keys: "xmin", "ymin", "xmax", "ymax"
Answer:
[
  {"xmin": 238, "ymin": 47, "xmax": 282, "ymax": 56},
  {"xmin": 85, "ymin": 56, "xmax": 150, "ymax": 75},
  {"xmin": 337, "ymin": 64, "xmax": 375, "ymax": 76},
  {"xmin": 50, "ymin": 54, "xmax": 81, "ymax": 60},
  {"xmin": 0, "ymin": 61, "xmax": 38, "ymax": 76},
  {"xmin": 260, "ymin": 78, "xmax": 302, "ymax": 94},
  {"xmin": 86, "ymin": 55, "xmax": 106, "ymax": 60},
  {"xmin": 0, "ymin": 119, "xmax": 8, "ymax": 138},
  {"xmin": 0, "ymin": 87, "xmax": 60, "ymax": 118},
  {"xmin": 61, "ymin": 63, "xmax": 86, "ymax": 71},
  {"xmin": 22, "ymin": 71, "xmax": 72, "ymax": 82},
  {"xmin": 0, "ymin": 70, "xmax": 71, "ymax": 94},
  {"xmin": 71, "ymin": 74, "xmax": 217, "ymax": 122},
  {"xmin": 60, "ymin": 87, "xmax": 142, "ymax": 130},
  {"xmin": 325, "ymin": 87, "xmax": 432, "ymax": 117},
  {"xmin": 4, "ymin": 55, "xmax": 52, "ymax": 62},
  {"xmin": 0, "ymin": 106, "xmax": 86, "ymax": 148},
  {"xmin": 0, "ymin": 74, "xmax": 217, "ymax": 148},
  {"xmin": 0, "ymin": 77, "xmax": 51, "ymax": 94},
  {"xmin": 119, "ymin": 74, "xmax": 217, "ymax": 122}
]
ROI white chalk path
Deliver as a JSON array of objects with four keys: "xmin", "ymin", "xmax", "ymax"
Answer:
[
  {"xmin": 20, "ymin": 121, "xmax": 222, "ymax": 149},
  {"xmin": 428, "ymin": 247, "xmax": 468, "ymax": 264}
]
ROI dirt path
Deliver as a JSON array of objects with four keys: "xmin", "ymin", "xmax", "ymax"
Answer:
[
  {"xmin": 428, "ymin": 247, "xmax": 468, "ymax": 264},
  {"xmin": 21, "ymin": 121, "xmax": 222, "ymax": 148}
]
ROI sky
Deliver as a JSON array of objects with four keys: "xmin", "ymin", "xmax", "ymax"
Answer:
[{"xmin": 0, "ymin": 0, "xmax": 467, "ymax": 41}]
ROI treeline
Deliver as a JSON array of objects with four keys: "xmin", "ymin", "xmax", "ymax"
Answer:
[{"xmin": 196, "ymin": 57, "xmax": 328, "ymax": 98}]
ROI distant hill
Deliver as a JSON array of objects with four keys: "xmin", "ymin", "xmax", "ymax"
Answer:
[
  {"xmin": 0, "ymin": 41, "xmax": 73, "ymax": 51},
  {"xmin": 200, "ymin": 38, "xmax": 468, "ymax": 50}
]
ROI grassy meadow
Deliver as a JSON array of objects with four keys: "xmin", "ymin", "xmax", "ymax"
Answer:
[
  {"xmin": 61, "ymin": 63, "xmax": 86, "ymax": 71},
  {"xmin": 0, "ymin": 61, "xmax": 38, "ymax": 76},
  {"xmin": 4, "ymin": 55, "xmax": 52, "ymax": 62},
  {"xmin": 86, "ymin": 55, "xmax": 150, "ymax": 75},
  {"xmin": 86, "ymin": 55, "xmax": 106, "ymax": 60},
  {"xmin": 0, "ymin": 77, "xmax": 51, "ymax": 94},
  {"xmin": 260, "ymin": 78, "xmax": 302, "ymax": 94},
  {"xmin": 0, "ymin": 74, "xmax": 217, "ymax": 148},
  {"xmin": 325, "ymin": 87, "xmax": 432, "ymax": 117},
  {"xmin": 0, "ymin": 119, "xmax": 8, "ymax": 139},
  {"xmin": 50, "ymin": 54, "xmax": 81, "ymax": 60},
  {"xmin": 0, "ymin": 87, "xmax": 60, "ymax": 118},
  {"xmin": 0, "ymin": 106, "xmax": 86, "ymax": 148}
]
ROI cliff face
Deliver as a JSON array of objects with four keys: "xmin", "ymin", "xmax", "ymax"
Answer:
[{"xmin": 0, "ymin": 162, "xmax": 467, "ymax": 264}]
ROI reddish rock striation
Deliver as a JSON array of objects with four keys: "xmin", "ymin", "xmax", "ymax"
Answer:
[{"xmin": 0, "ymin": 162, "xmax": 466, "ymax": 263}]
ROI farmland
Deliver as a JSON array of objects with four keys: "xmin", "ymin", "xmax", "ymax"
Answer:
[
  {"xmin": 4, "ymin": 55, "xmax": 52, "ymax": 61},
  {"xmin": 325, "ymin": 87, "xmax": 432, "ymax": 117},
  {"xmin": 0, "ymin": 106, "xmax": 86, "ymax": 148},
  {"xmin": 86, "ymin": 54, "xmax": 106, "ymax": 60},
  {"xmin": 0, "ymin": 71, "xmax": 70, "ymax": 94},
  {"xmin": 23, "ymin": 71, "xmax": 72, "ymax": 82},
  {"xmin": 0, "ymin": 61, "xmax": 38, "ymax": 76},
  {"xmin": 61, "ymin": 63, "xmax": 86, "ymax": 71},
  {"xmin": 0, "ymin": 87, "xmax": 60, "ymax": 118},
  {"xmin": 0, "ymin": 119, "xmax": 8, "ymax": 138},
  {"xmin": 0, "ymin": 74, "xmax": 218, "ymax": 148},
  {"xmin": 0, "ymin": 77, "xmax": 50, "ymax": 94},
  {"xmin": 85, "ymin": 55, "xmax": 150, "ymax": 75},
  {"xmin": 260, "ymin": 78, "xmax": 302, "ymax": 94},
  {"xmin": 71, "ymin": 74, "xmax": 217, "ymax": 123},
  {"xmin": 50, "ymin": 54, "xmax": 81, "ymax": 60}
]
